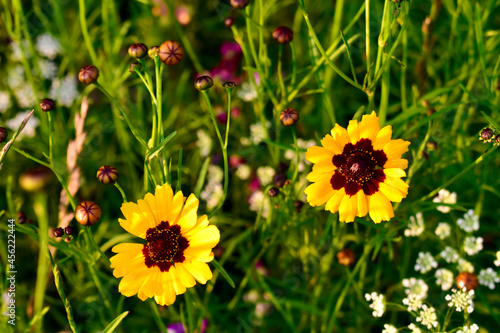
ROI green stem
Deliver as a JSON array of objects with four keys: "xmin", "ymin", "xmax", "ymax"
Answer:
[
  {"xmin": 290, "ymin": 41, "xmax": 298, "ymax": 86},
  {"xmin": 291, "ymin": 127, "xmax": 300, "ymax": 183},
  {"xmin": 277, "ymin": 45, "xmax": 287, "ymax": 104},
  {"xmin": 84, "ymin": 226, "xmax": 111, "ymax": 265},
  {"xmin": 365, "ymin": 0, "xmax": 372, "ymax": 87},
  {"xmin": 33, "ymin": 194, "xmax": 49, "ymax": 333},
  {"xmin": 79, "ymin": 0, "xmax": 98, "ymax": 65},
  {"xmin": 149, "ymin": 300, "xmax": 168, "ymax": 333},
  {"xmin": 47, "ymin": 112, "xmax": 54, "ymax": 162},
  {"xmin": 134, "ymin": 68, "xmax": 158, "ymax": 105},
  {"xmin": 114, "ymin": 182, "xmax": 128, "ymax": 203},
  {"xmin": 155, "ymin": 57, "xmax": 164, "ymax": 148}
]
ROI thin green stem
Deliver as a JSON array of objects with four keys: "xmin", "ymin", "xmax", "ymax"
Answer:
[
  {"xmin": 33, "ymin": 194, "xmax": 49, "ymax": 333},
  {"xmin": 365, "ymin": 0, "xmax": 372, "ymax": 87},
  {"xmin": 290, "ymin": 41, "xmax": 298, "ymax": 86},
  {"xmin": 47, "ymin": 112, "xmax": 54, "ymax": 162},
  {"xmin": 149, "ymin": 300, "xmax": 168, "ymax": 333},
  {"xmin": 84, "ymin": 226, "xmax": 111, "ymax": 265},
  {"xmin": 277, "ymin": 45, "xmax": 287, "ymax": 104},
  {"xmin": 114, "ymin": 182, "xmax": 128, "ymax": 203},
  {"xmin": 79, "ymin": 0, "xmax": 98, "ymax": 65},
  {"xmin": 291, "ymin": 127, "xmax": 300, "ymax": 183},
  {"xmin": 133, "ymin": 69, "xmax": 158, "ymax": 105},
  {"xmin": 155, "ymin": 57, "xmax": 164, "ymax": 147}
]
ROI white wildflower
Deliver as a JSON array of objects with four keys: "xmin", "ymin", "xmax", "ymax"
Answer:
[
  {"xmin": 415, "ymin": 252, "xmax": 437, "ymax": 273},
  {"xmin": 433, "ymin": 189, "xmax": 456, "ymax": 213},
  {"xmin": 365, "ymin": 292, "xmax": 385, "ymax": 317},
  {"xmin": 457, "ymin": 209, "xmax": 479, "ymax": 232},
  {"xmin": 6, "ymin": 110, "xmax": 39, "ymax": 138},
  {"xmin": 404, "ymin": 212, "xmax": 425, "ymax": 237},
  {"xmin": 249, "ymin": 121, "xmax": 270, "ymax": 145},
  {"xmin": 249, "ymin": 190, "xmax": 270, "ymax": 218},
  {"xmin": 36, "ymin": 33, "xmax": 61, "ymax": 59},
  {"xmin": 200, "ymin": 182, "xmax": 223, "ymax": 210},
  {"xmin": 38, "ymin": 59, "xmax": 58, "ymax": 79},
  {"xmin": 435, "ymin": 222, "xmax": 451, "ymax": 239},
  {"xmin": 382, "ymin": 324, "xmax": 397, "ymax": 333},
  {"xmin": 416, "ymin": 304, "xmax": 438, "ymax": 329},
  {"xmin": 207, "ymin": 165, "xmax": 223, "ymax": 183},
  {"xmin": 463, "ymin": 236, "xmax": 483, "ymax": 256},
  {"xmin": 440, "ymin": 246, "xmax": 459, "ymax": 263},
  {"xmin": 243, "ymin": 289, "xmax": 260, "ymax": 303},
  {"xmin": 402, "ymin": 278, "xmax": 428, "ymax": 299},
  {"xmin": 235, "ymin": 164, "xmax": 252, "ymax": 180},
  {"xmin": 284, "ymin": 139, "xmax": 315, "ymax": 172},
  {"xmin": 256, "ymin": 166, "xmax": 275, "ymax": 186},
  {"xmin": 196, "ymin": 130, "xmax": 212, "ymax": 157},
  {"xmin": 408, "ymin": 323, "xmax": 422, "ymax": 333},
  {"xmin": 457, "ymin": 324, "xmax": 479, "ymax": 333},
  {"xmin": 10, "ymin": 40, "xmax": 29, "ymax": 61},
  {"xmin": 457, "ymin": 258, "xmax": 475, "ymax": 273},
  {"xmin": 445, "ymin": 288, "xmax": 474, "ymax": 313},
  {"xmin": 7, "ymin": 65, "xmax": 25, "ymax": 89},
  {"xmin": 0, "ymin": 91, "xmax": 11, "ymax": 113},
  {"xmin": 14, "ymin": 85, "xmax": 36, "ymax": 108},
  {"xmin": 478, "ymin": 268, "xmax": 499, "ymax": 290},
  {"xmin": 49, "ymin": 75, "xmax": 78, "ymax": 107},
  {"xmin": 236, "ymin": 81, "xmax": 258, "ymax": 101},
  {"xmin": 435, "ymin": 268, "xmax": 454, "ymax": 290},
  {"xmin": 402, "ymin": 293, "xmax": 423, "ymax": 312},
  {"xmin": 255, "ymin": 302, "xmax": 271, "ymax": 318}
]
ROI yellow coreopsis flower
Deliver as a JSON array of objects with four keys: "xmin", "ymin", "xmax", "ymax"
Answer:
[
  {"xmin": 305, "ymin": 112, "xmax": 410, "ymax": 223},
  {"xmin": 110, "ymin": 184, "xmax": 220, "ymax": 306}
]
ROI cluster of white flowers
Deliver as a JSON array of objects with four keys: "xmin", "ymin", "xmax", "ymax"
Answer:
[
  {"xmin": 457, "ymin": 324, "xmax": 479, "ymax": 333},
  {"xmin": 196, "ymin": 130, "xmax": 212, "ymax": 157},
  {"xmin": 38, "ymin": 59, "xmax": 58, "ymax": 79},
  {"xmin": 433, "ymin": 189, "xmax": 457, "ymax": 213},
  {"xmin": 240, "ymin": 121, "xmax": 270, "ymax": 146},
  {"xmin": 248, "ymin": 190, "xmax": 270, "ymax": 218},
  {"xmin": 416, "ymin": 304, "xmax": 438, "ymax": 329},
  {"xmin": 235, "ymin": 164, "xmax": 252, "ymax": 180},
  {"xmin": 415, "ymin": 252, "xmax": 437, "ymax": 273},
  {"xmin": 284, "ymin": 138, "xmax": 315, "ymax": 172},
  {"xmin": 236, "ymin": 81, "xmax": 258, "ymax": 101},
  {"xmin": 254, "ymin": 302, "xmax": 272, "ymax": 319},
  {"xmin": 457, "ymin": 258, "xmax": 475, "ymax": 273},
  {"xmin": 365, "ymin": 292, "xmax": 385, "ymax": 317},
  {"xmin": 0, "ymin": 91, "xmax": 11, "ymax": 113},
  {"xmin": 435, "ymin": 268, "xmax": 454, "ymax": 290},
  {"xmin": 35, "ymin": 33, "xmax": 62, "ymax": 59},
  {"xmin": 200, "ymin": 165, "xmax": 224, "ymax": 210},
  {"xmin": 463, "ymin": 236, "xmax": 483, "ymax": 256},
  {"xmin": 256, "ymin": 166, "xmax": 275, "ymax": 186},
  {"xmin": 445, "ymin": 288, "xmax": 474, "ymax": 313},
  {"xmin": 440, "ymin": 246, "xmax": 459, "ymax": 263},
  {"xmin": 14, "ymin": 85, "xmax": 36, "ymax": 108},
  {"xmin": 381, "ymin": 324, "xmax": 397, "ymax": 333},
  {"xmin": 402, "ymin": 278, "xmax": 428, "ymax": 299},
  {"xmin": 408, "ymin": 323, "xmax": 422, "ymax": 333},
  {"xmin": 495, "ymin": 251, "xmax": 500, "ymax": 267},
  {"xmin": 457, "ymin": 209, "xmax": 479, "ymax": 232},
  {"xmin": 402, "ymin": 293, "xmax": 423, "ymax": 312},
  {"xmin": 435, "ymin": 222, "xmax": 451, "ymax": 239},
  {"xmin": 404, "ymin": 212, "xmax": 425, "ymax": 237},
  {"xmin": 49, "ymin": 75, "xmax": 78, "ymax": 107},
  {"xmin": 478, "ymin": 268, "xmax": 499, "ymax": 289},
  {"xmin": 6, "ymin": 110, "xmax": 39, "ymax": 138}
]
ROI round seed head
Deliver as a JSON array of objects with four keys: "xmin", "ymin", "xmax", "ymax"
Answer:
[
  {"xmin": 194, "ymin": 75, "xmax": 214, "ymax": 91},
  {"xmin": 65, "ymin": 226, "xmax": 75, "ymax": 235},
  {"xmin": 272, "ymin": 26, "xmax": 293, "ymax": 44},
  {"xmin": 75, "ymin": 201, "xmax": 101, "ymax": 226},
  {"xmin": 230, "ymin": 0, "xmax": 250, "ymax": 9},
  {"xmin": 280, "ymin": 108, "xmax": 300, "ymax": 126},
  {"xmin": 225, "ymin": 17, "xmax": 235, "ymax": 28},
  {"xmin": 128, "ymin": 43, "xmax": 148, "ymax": 59},
  {"xmin": 337, "ymin": 249, "xmax": 356, "ymax": 266},
  {"xmin": 54, "ymin": 227, "xmax": 64, "ymax": 238},
  {"xmin": 159, "ymin": 40, "xmax": 184, "ymax": 65},
  {"xmin": 268, "ymin": 187, "xmax": 279, "ymax": 197},
  {"xmin": 96, "ymin": 165, "xmax": 119, "ymax": 184},
  {"xmin": 40, "ymin": 98, "xmax": 55, "ymax": 112},
  {"xmin": 78, "ymin": 65, "xmax": 99, "ymax": 84}
]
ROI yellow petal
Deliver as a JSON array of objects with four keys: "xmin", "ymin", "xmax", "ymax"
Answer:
[
  {"xmin": 154, "ymin": 270, "xmax": 176, "ymax": 306},
  {"xmin": 305, "ymin": 146, "xmax": 334, "ymax": 163},
  {"xmin": 182, "ymin": 258, "xmax": 213, "ymax": 284},
  {"xmin": 168, "ymin": 191, "xmax": 185, "ymax": 225},
  {"xmin": 144, "ymin": 192, "xmax": 160, "ymax": 226},
  {"xmin": 331, "ymin": 124, "xmax": 350, "ymax": 150},
  {"xmin": 347, "ymin": 119, "xmax": 360, "ymax": 144},
  {"xmin": 384, "ymin": 168, "xmax": 407, "ymax": 178},
  {"xmin": 170, "ymin": 267, "xmax": 187, "ymax": 295},
  {"xmin": 325, "ymin": 188, "xmax": 345, "ymax": 213},
  {"xmin": 358, "ymin": 112, "xmax": 380, "ymax": 141},
  {"xmin": 339, "ymin": 194, "xmax": 357, "ymax": 222},
  {"xmin": 186, "ymin": 225, "xmax": 220, "ymax": 249},
  {"xmin": 118, "ymin": 268, "xmax": 149, "ymax": 297},
  {"xmin": 176, "ymin": 194, "xmax": 199, "ymax": 233},
  {"xmin": 155, "ymin": 184, "xmax": 174, "ymax": 223},
  {"xmin": 373, "ymin": 125, "xmax": 393, "ymax": 150},
  {"xmin": 378, "ymin": 182, "xmax": 406, "ymax": 203},
  {"xmin": 384, "ymin": 158, "xmax": 408, "ymax": 170},
  {"xmin": 321, "ymin": 134, "xmax": 343, "ymax": 155},
  {"xmin": 368, "ymin": 191, "xmax": 394, "ymax": 223},
  {"xmin": 305, "ymin": 180, "xmax": 335, "ymax": 207},
  {"xmin": 312, "ymin": 160, "xmax": 336, "ymax": 175},
  {"xmin": 356, "ymin": 191, "xmax": 368, "ymax": 217},
  {"xmin": 383, "ymin": 176, "xmax": 409, "ymax": 197},
  {"xmin": 120, "ymin": 202, "xmax": 155, "ymax": 238},
  {"xmin": 175, "ymin": 263, "xmax": 197, "ymax": 288},
  {"xmin": 383, "ymin": 139, "xmax": 410, "ymax": 161}
]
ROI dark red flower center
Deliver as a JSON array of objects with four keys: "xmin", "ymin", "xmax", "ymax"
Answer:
[
  {"xmin": 331, "ymin": 138, "xmax": 388, "ymax": 196},
  {"xmin": 143, "ymin": 221, "xmax": 189, "ymax": 272}
]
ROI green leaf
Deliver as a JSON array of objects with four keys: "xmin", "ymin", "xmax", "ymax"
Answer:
[
  {"xmin": 212, "ymin": 259, "xmax": 235, "ymax": 288},
  {"xmin": 146, "ymin": 131, "xmax": 177, "ymax": 161},
  {"xmin": 102, "ymin": 311, "xmax": 130, "ymax": 333},
  {"xmin": 194, "ymin": 157, "xmax": 210, "ymax": 197}
]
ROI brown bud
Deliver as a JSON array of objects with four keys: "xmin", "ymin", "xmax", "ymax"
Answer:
[
  {"xmin": 230, "ymin": 0, "xmax": 250, "ymax": 9},
  {"xmin": 97, "ymin": 165, "xmax": 119, "ymax": 184},
  {"xmin": 75, "ymin": 201, "xmax": 101, "ymax": 226},
  {"xmin": 54, "ymin": 227, "xmax": 64, "ymax": 238},
  {"xmin": 456, "ymin": 272, "xmax": 478, "ymax": 291},
  {"xmin": 40, "ymin": 98, "xmax": 55, "ymax": 112},
  {"xmin": 268, "ymin": 187, "xmax": 279, "ymax": 197},
  {"xmin": 280, "ymin": 108, "xmax": 299, "ymax": 126},
  {"xmin": 0, "ymin": 127, "xmax": 8, "ymax": 143},
  {"xmin": 128, "ymin": 43, "xmax": 148, "ymax": 59},
  {"xmin": 294, "ymin": 200, "xmax": 304, "ymax": 213},
  {"xmin": 78, "ymin": 65, "xmax": 99, "ymax": 84},
  {"xmin": 225, "ymin": 17, "xmax": 235, "ymax": 28},
  {"xmin": 479, "ymin": 127, "xmax": 494, "ymax": 142},
  {"xmin": 337, "ymin": 249, "xmax": 356, "ymax": 266},
  {"xmin": 273, "ymin": 174, "xmax": 286, "ymax": 187},
  {"xmin": 129, "ymin": 62, "xmax": 141, "ymax": 73},
  {"xmin": 194, "ymin": 76, "xmax": 214, "ymax": 91},
  {"xmin": 223, "ymin": 81, "xmax": 236, "ymax": 90},
  {"xmin": 17, "ymin": 211, "xmax": 27, "ymax": 224},
  {"xmin": 272, "ymin": 26, "xmax": 293, "ymax": 44},
  {"xmin": 159, "ymin": 40, "xmax": 184, "ymax": 65},
  {"xmin": 148, "ymin": 46, "xmax": 159, "ymax": 59},
  {"xmin": 426, "ymin": 140, "xmax": 438, "ymax": 151},
  {"xmin": 65, "ymin": 226, "xmax": 75, "ymax": 235}
]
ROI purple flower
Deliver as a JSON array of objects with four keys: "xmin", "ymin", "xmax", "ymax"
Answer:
[{"xmin": 167, "ymin": 319, "xmax": 207, "ymax": 333}]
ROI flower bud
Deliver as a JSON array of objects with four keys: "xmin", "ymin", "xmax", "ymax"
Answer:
[
  {"xmin": 129, "ymin": 62, "xmax": 141, "ymax": 73},
  {"xmin": 175, "ymin": 6, "xmax": 191, "ymax": 26},
  {"xmin": 230, "ymin": 0, "xmax": 250, "ymax": 9},
  {"xmin": 17, "ymin": 211, "xmax": 27, "ymax": 224},
  {"xmin": 426, "ymin": 140, "xmax": 438, "ymax": 151},
  {"xmin": 40, "ymin": 98, "xmax": 55, "ymax": 112},
  {"xmin": 148, "ymin": 46, "xmax": 159, "ymax": 59},
  {"xmin": 97, "ymin": 165, "xmax": 119, "ymax": 184},
  {"xmin": 337, "ymin": 249, "xmax": 356, "ymax": 266},
  {"xmin": 493, "ymin": 134, "xmax": 500, "ymax": 146},
  {"xmin": 65, "ymin": 226, "xmax": 74, "ymax": 235},
  {"xmin": 294, "ymin": 200, "xmax": 304, "ymax": 213},
  {"xmin": 19, "ymin": 166, "xmax": 54, "ymax": 193},
  {"xmin": 268, "ymin": 187, "xmax": 279, "ymax": 197},
  {"xmin": 280, "ymin": 108, "xmax": 299, "ymax": 126},
  {"xmin": 479, "ymin": 127, "xmax": 494, "ymax": 143},
  {"xmin": 159, "ymin": 40, "xmax": 184, "ymax": 65},
  {"xmin": 128, "ymin": 43, "xmax": 148, "ymax": 59},
  {"xmin": 456, "ymin": 272, "xmax": 478, "ymax": 291},
  {"xmin": 78, "ymin": 65, "xmax": 99, "ymax": 84},
  {"xmin": 65, "ymin": 236, "xmax": 72, "ymax": 243},
  {"xmin": 194, "ymin": 76, "xmax": 214, "ymax": 91},
  {"xmin": 223, "ymin": 81, "xmax": 236, "ymax": 90},
  {"xmin": 272, "ymin": 26, "xmax": 293, "ymax": 44},
  {"xmin": 75, "ymin": 201, "xmax": 101, "ymax": 226},
  {"xmin": 225, "ymin": 17, "xmax": 235, "ymax": 28},
  {"xmin": 54, "ymin": 227, "xmax": 64, "ymax": 238},
  {"xmin": 0, "ymin": 127, "xmax": 8, "ymax": 143},
  {"xmin": 273, "ymin": 173, "xmax": 287, "ymax": 187}
]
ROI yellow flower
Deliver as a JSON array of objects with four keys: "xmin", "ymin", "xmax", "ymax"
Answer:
[
  {"xmin": 305, "ymin": 112, "xmax": 409, "ymax": 223},
  {"xmin": 110, "ymin": 184, "xmax": 220, "ymax": 306}
]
